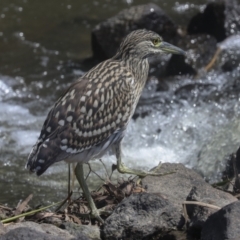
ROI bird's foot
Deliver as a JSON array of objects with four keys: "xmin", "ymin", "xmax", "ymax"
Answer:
[
  {"xmin": 91, "ymin": 208, "xmax": 104, "ymax": 224},
  {"xmin": 78, "ymin": 206, "xmax": 111, "ymax": 224},
  {"xmin": 117, "ymin": 161, "xmax": 175, "ymax": 178},
  {"xmin": 89, "ymin": 206, "xmax": 112, "ymax": 223}
]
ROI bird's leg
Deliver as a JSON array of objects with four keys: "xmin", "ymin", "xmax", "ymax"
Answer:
[
  {"xmin": 74, "ymin": 163, "xmax": 105, "ymax": 223},
  {"xmin": 68, "ymin": 163, "xmax": 71, "ymax": 197},
  {"xmin": 71, "ymin": 163, "xmax": 76, "ymax": 192},
  {"xmin": 115, "ymin": 143, "xmax": 172, "ymax": 177}
]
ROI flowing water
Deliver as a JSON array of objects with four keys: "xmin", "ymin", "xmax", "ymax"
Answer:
[{"xmin": 1, "ymin": 0, "xmax": 240, "ymax": 206}]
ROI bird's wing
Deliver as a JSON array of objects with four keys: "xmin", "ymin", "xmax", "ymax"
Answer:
[{"xmin": 27, "ymin": 63, "xmax": 136, "ymax": 175}]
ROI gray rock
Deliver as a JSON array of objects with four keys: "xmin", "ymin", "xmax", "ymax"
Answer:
[
  {"xmin": 92, "ymin": 3, "xmax": 178, "ymax": 60},
  {"xmin": 0, "ymin": 221, "xmax": 89, "ymax": 240},
  {"xmin": 187, "ymin": 0, "xmax": 240, "ymax": 41},
  {"xmin": 201, "ymin": 200, "xmax": 240, "ymax": 240},
  {"xmin": 224, "ymin": 0, "xmax": 240, "ymax": 36},
  {"xmin": 0, "ymin": 223, "xmax": 6, "ymax": 236},
  {"xmin": 167, "ymin": 34, "xmax": 217, "ymax": 74},
  {"xmin": 102, "ymin": 192, "xmax": 181, "ymax": 240},
  {"xmin": 187, "ymin": 2, "xmax": 226, "ymax": 41},
  {"xmin": 186, "ymin": 186, "xmax": 220, "ymax": 233},
  {"xmin": 142, "ymin": 163, "xmax": 237, "ymax": 228},
  {"xmin": 216, "ymin": 35, "xmax": 240, "ymax": 72},
  {"xmin": 61, "ymin": 222, "xmax": 100, "ymax": 240}
]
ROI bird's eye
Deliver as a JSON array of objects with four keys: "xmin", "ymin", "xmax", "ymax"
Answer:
[{"xmin": 152, "ymin": 38, "xmax": 161, "ymax": 46}]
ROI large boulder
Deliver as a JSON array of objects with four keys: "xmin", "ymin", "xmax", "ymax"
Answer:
[
  {"xmin": 142, "ymin": 163, "xmax": 237, "ymax": 213},
  {"xmin": 91, "ymin": 3, "xmax": 178, "ymax": 60},
  {"xmin": 103, "ymin": 163, "xmax": 237, "ymax": 239},
  {"xmin": 143, "ymin": 163, "xmax": 237, "ymax": 236},
  {"xmin": 187, "ymin": 0, "xmax": 240, "ymax": 41},
  {"xmin": 187, "ymin": 2, "xmax": 226, "ymax": 41},
  {"xmin": 102, "ymin": 192, "xmax": 182, "ymax": 240}
]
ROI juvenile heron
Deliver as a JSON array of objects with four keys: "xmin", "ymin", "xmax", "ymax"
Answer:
[{"xmin": 26, "ymin": 29, "xmax": 186, "ymax": 222}]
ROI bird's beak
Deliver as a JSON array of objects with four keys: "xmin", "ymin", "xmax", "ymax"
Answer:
[{"xmin": 160, "ymin": 42, "xmax": 186, "ymax": 56}]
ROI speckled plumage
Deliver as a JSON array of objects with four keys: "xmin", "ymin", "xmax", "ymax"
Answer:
[{"xmin": 26, "ymin": 29, "xmax": 185, "ymax": 177}]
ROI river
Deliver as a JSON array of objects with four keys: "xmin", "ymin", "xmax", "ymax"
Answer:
[{"xmin": 1, "ymin": 0, "xmax": 240, "ymax": 206}]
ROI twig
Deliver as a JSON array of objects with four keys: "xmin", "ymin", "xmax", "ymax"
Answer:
[
  {"xmin": 87, "ymin": 163, "xmax": 105, "ymax": 182},
  {"xmin": 1, "ymin": 200, "xmax": 64, "ymax": 224},
  {"xmin": 55, "ymin": 191, "xmax": 73, "ymax": 213},
  {"xmin": 182, "ymin": 200, "xmax": 221, "ymax": 225},
  {"xmin": 182, "ymin": 201, "xmax": 220, "ymax": 210},
  {"xmin": 99, "ymin": 159, "xmax": 110, "ymax": 179},
  {"xmin": 204, "ymin": 47, "xmax": 221, "ymax": 72},
  {"xmin": 14, "ymin": 194, "xmax": 33, "ymax": 216},
  {"xmin": 0, "ymin": 205, "xmax": 12, "ymax": 211},
  {"xmin": 85, "ymin": 163, "xmax": 92, "ymax": 181},
  {"xmin": 110, "ymin": 164, "xmax": 117, "ymax": 179}
]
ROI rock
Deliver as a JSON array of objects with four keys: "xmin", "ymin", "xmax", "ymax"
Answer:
[
  {"xmin": 0, "ymin": 222, "xmax": 6, "ymax": 235},
  {"xmin": 201, "ymin": 200, "xmax": 240, "ymax": 240},
  {"xmin": 186, "ymin": 1, "xmax": 240, "ymax": 73},
  {"xmin": 91, "ymin": 3, "xmax": 178, "ymax": 60},
  {"xmin": 154, "ymin": 34, "xmax": 217, "ymax": 77},
  {"xmin": 187, "ymin": 2, "xmax": 226, "ymax": 41},
  {"xmin": 164, "ymin": 54, "xmax": 196, "ymax": 76},
  {"xmin": 224, "ymin": 0, "xmax": 240, "ymax": 36},
  {"xmin": 142, "ymin": 163, "xmax": 237, "ymax": 230},
  {"xmin": 187, "ymin": 0, "xmax": 240, "ymax": 41},
  {"xmin": 185, "ymin": 186, "xmax": 221, "ymax": 236},
  {"xmin": 215, "ymin": 35, "xmax": 240, "ymax": 72},
  {"xmin": 0, "ymin": 221, "xmax": 89, "ymax": 240},
  {"xmin": 233, "ymin": 146, "xmax": 240, "ymax": 192},
  {"xmin": 174, "ymin": 82, "xmax": 217, "ymax": 101},
  {"xmin": 176, "ymin": 34, "xmax": 217, "ymax": 70},
  {"xmin": 60, "ymin": 222, "xmax": 100, "ymax": 240},
  {"xmin": 221, "ymin": 148, "xmax": 240, "ymax": 193},
  {"xmin": 102, "ymin": 192, "xmax": 181, "ymax": 240}
]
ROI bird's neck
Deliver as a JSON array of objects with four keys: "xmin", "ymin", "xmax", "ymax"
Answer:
[
  {"xmin": 127, "ymin": 57, "xmax": 149, "ymax": 83},
  {"xmin": 113, "ymin": 52, "xmax": 150, "ymax": 86}
]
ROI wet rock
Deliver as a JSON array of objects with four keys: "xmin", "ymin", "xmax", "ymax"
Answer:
[
  {"xmin": 164, "ymin": 54, "xmax": 196, "ymax": 76},
  {"xmin": 178, "ymin": 34, "xmax": 217, "ymax": 70},
  {"xmin": 224, "ymin": 0, "xmax": 240, "ymax": 36},
  {"xmin": 187, "ymin": 2, "xmax": 226, "ymax": 41},
  {"xmin": 159, "ymin": 34, "xmax": 217, "ymax": 77},
  {"xmin": 204, "ymin": 35, "xmax": 240, "ymax": 72},
  {"xmin": 102, "ymin": 192, "xmax": 181, "ymax": 240},
  {"xmin": 218, "ymin": 35, "xmax": 240, "ymax": 72},
  {"xmin": 187, "ymin": 0, "xmax": 240, "ymax": 41},
  {"xmin": 91, "ymin": 3, "xmax": 178, "ymax": 60},
  {"xmin": 0, "ymin": 221, "xmax": 84, "ymax": 240},
  {"xmin": 174, "ymin": 82, "xmax": 217, "ymax": 102},
  {"xmin": 142, "ymin": 163, "xmax": 237, "ymax": 228},
  {"xmin": 201, "ymin": 200, "xmax": 240, "ymax": 240}
]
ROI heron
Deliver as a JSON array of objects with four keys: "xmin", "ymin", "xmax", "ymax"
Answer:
[{"xmin": 26, "ymin": 29, "xmax": 186, "ymax": 223}]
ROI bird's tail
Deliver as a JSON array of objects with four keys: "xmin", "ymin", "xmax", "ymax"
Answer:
[{"xmin": 26, "ymin": 138, "xmax": 63, "ymax": 176}]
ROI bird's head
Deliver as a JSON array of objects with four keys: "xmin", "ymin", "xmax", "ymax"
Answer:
[{"xmin": 118, "ymin": 29, "xmax": 186, "ymax": 59}]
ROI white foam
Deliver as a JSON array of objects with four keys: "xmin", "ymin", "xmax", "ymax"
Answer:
[{"xmin": 2, "ymin": 69, "xmax": 240, "ymax": 184}]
